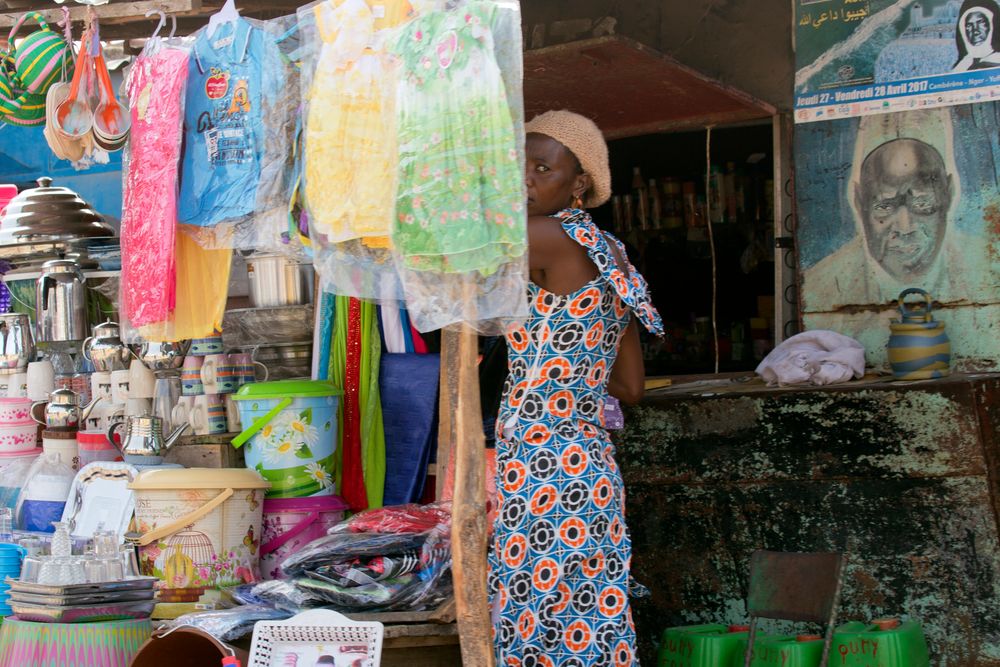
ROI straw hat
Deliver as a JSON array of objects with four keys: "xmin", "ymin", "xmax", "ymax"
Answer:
[{"xmin": 525, "ymin": 109, "xmax": 611, "ymax": 208}]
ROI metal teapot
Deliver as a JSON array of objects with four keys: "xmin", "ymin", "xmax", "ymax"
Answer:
[
  {"xmin": 107, "ymin": 414, "xmax": 188, "ymax": 465},
  {"xmin": 82, "ymin": 320, "xmax": 133, "ymax": 372},
  {"xmin": 35, "ymin": 259, "xmax": 87, "ymax": 344},
  {"xmin": 31, "ymin": 388, "xmax": 102, "ymax": 430}
]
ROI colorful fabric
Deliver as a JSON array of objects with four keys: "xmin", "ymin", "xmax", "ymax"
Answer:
[
  {"xmin": 178, "ymin": 18, "xmax": 278, "ymax": 227},
  {"xmin": 489, "ymin": 209, "xmax": 663, "ymax": 666},
  {"xmin": 390, "ymin": 1, "xmax": 525, "ymax": 274},
  {"xmin": 303, "ymin": 0, "xmax": 402, "ymax": 247},
  {"xmin": 122, "ymin": 43, "xmax": 189, "ymax": 327},
  {"xmin": 8, "ymin": 13, "xmax": 68, "ymax": 95}
]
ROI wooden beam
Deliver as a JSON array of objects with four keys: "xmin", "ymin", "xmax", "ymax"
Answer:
[
  {"xmin": 435, "ymin": 332, "xmax": 455, "ymax": 501},
  {"xmin": 444, "ymin": 323, "xmax": 494, "ymax": 667},
  {"xmin": 0, "ymin": 0, "xmax": 201, "ymax": 28}
]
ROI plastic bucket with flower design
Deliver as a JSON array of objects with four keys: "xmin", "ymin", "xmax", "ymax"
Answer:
[{"xmin": 231, "ymin": 380, "xmax": 342, "ymax": 498}]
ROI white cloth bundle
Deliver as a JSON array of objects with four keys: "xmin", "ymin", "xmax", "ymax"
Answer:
[{"xmin": 755, "ymin": 330, "xmax": 866, "ymax": 387}]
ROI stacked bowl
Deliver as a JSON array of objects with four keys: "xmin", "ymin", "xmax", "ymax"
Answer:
[
  {"xmin": 0, "ymin": 543, "xmax": 26, "ymax": 615},
  {"xmin": 0, "ymin": 398, "xmax": 38, "ymax": 454}
]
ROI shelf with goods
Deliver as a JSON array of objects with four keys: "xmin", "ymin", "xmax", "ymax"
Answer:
[{"xmin": 592, "ymin": 124, "xmax": 778, "ymax": 376}]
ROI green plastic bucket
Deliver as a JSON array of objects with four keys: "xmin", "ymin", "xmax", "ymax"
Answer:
[
  {"xmin": 232, "ymin": 381, "xmax": 342, "ymax": 498},
  {"xmin": 735, "ymin": 635, "xmax": 823, "ymax": 667},
  {"xmin": 657, "ymin": 624, "xmax": 750, "ymax": 667},
  {"xmin": 832, "ymin": 620, "xmax": 930, "ymax": 667}
]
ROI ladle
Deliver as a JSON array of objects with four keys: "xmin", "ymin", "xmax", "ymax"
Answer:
[
  {"xmin": 54, "ymin": 32, "xmax": 92, "ymax": 138},
  {"xmin": 93, "ymin": 47, "xmax": 130, "ymax": 139}
]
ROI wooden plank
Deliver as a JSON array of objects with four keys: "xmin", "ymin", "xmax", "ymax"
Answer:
[
  {"xmin": 383, "ymin": 623, "xmax": 459, "ymax": 641},
  {"xmin": 435, "ymin": 331, "xmax": 455, "ymax": 501},
  {"xmin": 0, "ymin": 0, "xmax": 201, "ymax": 28},
  {"xmin": 445, "ymin": 323, "xmax": 493, "ymax": 667}
]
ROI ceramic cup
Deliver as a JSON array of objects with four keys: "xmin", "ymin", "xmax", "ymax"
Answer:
[
  {"xmin": 127, "ymin": 360, "xmax": 156, "ymax": 399},
  {"xmin": 26, "ymin": 361, "xmax": 55, "ymax": 401},
  {"xmin": 190, "ymin": 335, "xmax": 224, "ymax": 356},
  {"xmin": 201, "ymin": 354, "xmax": 238, "ymax": 395},
  {"xmin": 224, "ymin": 395, "xmax": 241, "ymax": 432},
  {"xmin": 125, "ymin": 397, "xmax": 151, "ymax": 417},
  {"xmin": 3, "ymin": 372, "xmax": 26, "ymax": 399},
  {"xmin": 90, "ymin": 371, "xmax": 113, "ymax": 403},
  {"xmin": 189, "ymin": 395, "xmax": 225, "ymax": 435},
  {"xmin": 228, "ymin": 351, "xmax": 269, "ymax": 386},
  {"xmin": 86, "ymin": 401, "xmax": 124, "ymax": 432},
  {"xmin": 181, "ymin": 356, "xmax": 204, "ymax": 396},
  {"xmin": 171, "ymin": 396, "xmax": 195, "ymax": 432},
  {"xmin": 110, "ymin": 369, "xmax": 131, "ymax": 404}
]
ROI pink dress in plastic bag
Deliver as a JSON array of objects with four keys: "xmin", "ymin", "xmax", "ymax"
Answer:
[{"xmin": 121, "ymin": 45, "xmax": 190, "ymax": 327}]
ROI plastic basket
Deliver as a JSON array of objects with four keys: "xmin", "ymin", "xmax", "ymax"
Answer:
[{"xmin": 248, "ymin": 609, "xmax": 384, "ymax": 667}]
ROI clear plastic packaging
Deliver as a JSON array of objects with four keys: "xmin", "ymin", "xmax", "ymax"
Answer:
[
  {"xmin": 15, "ymin": 453, "xmax": 76, "ymax": 533},
  {"xmin": 297, "ymin": 0, "xmax": 406, "ymax": 301},
  {"xmin": 274, "ymin": 502, "xmax": 453, "ymax": 613},
  {"xmin": 120, "ymin": 35, "xmax": 192, "ymax": 328},
  {"xmin": 389, "ymin": 0, "xmax": 527, "ymax": 333},
  {"xmin": 164, "ymin": 604, "xmax": 291, "ymax": 641},
  {"xmin": 0, "ymin": 453, "xmax": 41, "ymax": 512}
]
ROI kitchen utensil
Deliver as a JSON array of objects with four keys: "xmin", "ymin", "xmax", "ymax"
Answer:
[
  {"xmin": 0, "ymin": 422, "xmax": 38, "ymax": 454},
  {"xmin": 189, "ymin": 335, "xmax": 224, "ymax": 356},
  {"xmin": 90, "ymin": 370, "xmax": 112, "ymax": 402},
  {"xmin": 0, "ymin": 313, "xmax": 35, "ymax": 371},
  {"xmin": 200, "ymin": 353, "xmax": 237, "ymax": 394},
  {"xmin": 106, "ymin": 414, "xmax": 188, "ymax": 465},
  {"xmin": 191, "ymin": 394, "xmax": 226, "ymax": 435},
  {"xmin": 132, "ymin": 340, "xmax": 190, "ymax": 374},
  {"xmin": 0, "ymin": 398, "xmax": 32, "ymax": 423},
  {"xmin": 92, "ymin": 47, "xmax": 130, "ymax": 145},
  {"xmin": 54, "ymin": 32, "xmax": 93, "ymax": 138},
  {"xmin": 887, "ymin": 287, "xmax": 951, "ymax": 380},
  {"xmin": 228, "ymin": 351, "xmax": 268, "ymax": 386},
  {"xmin": 0, "ymin": 177, "xmax": 112, "ymax": 246},
  {"xmin": 30, "ymin": 387, "xmax": 101, "ymax": 430},
  {"xmin": 128, "ymin": 359, "xmax": 155, "ymax": 399},
  {"xmin": 4, "ymin": 372, "xmax": 27, "ymax": 398},
  {"xmin": 26, "ymin": 359, "xmax": 55, "ymax": 400},
  {"xmin": 245, "ymin": 254, "xmax": 314, "ymax": 307},
  {"xmin": 35, "ymin": 259, "xmax": 88, "ymax": 343},
  {"xmin": 41, "ymin": 429, "xmax": 77, "ymax": 469},
  {"xmin": 152, "ymin": 376, "xmax": 180, "ymax": 433},
  {"xmin": 110, "ymin": 368, "xmax": 130, "ymax": 403},
  {"xmin": 61, "ymin": 461, "xmax": 137, "ymax": 540},
  {"xmin": 82, "ymin": 320, "xmax": 132, "ymax": 372},
  {"xmin": 181, "ymin": 355, "xmax": 204, "ymax": 396}
]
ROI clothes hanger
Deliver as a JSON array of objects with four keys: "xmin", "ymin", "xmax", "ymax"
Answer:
[
  {"xmin": 145, "ymin": 9, "xmax": 166, "ymax": 40},
  {"xmin": 206, "ymin": 0, "xmax": 239, "ymax": 38}
]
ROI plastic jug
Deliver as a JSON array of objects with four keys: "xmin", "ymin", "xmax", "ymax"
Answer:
[
  {"xmin": 831, "ymin": 619, "xmax": 930, "ymax": 667},
  {"xmin": 736, "ymin": 635, "xmax": 823, "ymax": 667},
  {"xmin": 657, "ymin": 623, "xmax": 750, "ymax": 666}
]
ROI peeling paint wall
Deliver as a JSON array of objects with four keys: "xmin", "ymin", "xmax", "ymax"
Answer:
[
  {"xmin": 618, "ymin": 377, "xmax": 1000, "ymax": 666},
  {"xmin": 519, "ymin": 0, "xmax": 794, "ymax": 110}
]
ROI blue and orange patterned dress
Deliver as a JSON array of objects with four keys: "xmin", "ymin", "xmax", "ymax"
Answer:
[{"xmin": 489, "ymin": 208, "xmax": 663, "ymax": 666}]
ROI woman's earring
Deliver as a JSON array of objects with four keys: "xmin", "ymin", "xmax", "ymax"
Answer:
[{"xmin": 573, "ymin": 195, "xmax": 583, "ymax": 209}]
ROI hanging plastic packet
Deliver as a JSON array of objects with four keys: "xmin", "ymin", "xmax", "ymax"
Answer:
[
  {"xmin": 164, "ymin": 605, "xmax": 291, "ymax": 642},
  {"xmin": 15, "ymin": 452, "xmax": 75, "ymax": 533},
  {"xmin": 120, "ymin": 32, "xmax": 193, "ymax": 329},
  {"xmin": 0, "ymin": 453, "xmax": 40, "ymax": 512},
  {"xmin": 297, "ymin": 0, "xmax": 410, "ymax": 302},
  {"xmin": 388, "ymin": 0, "xmax": 528, "ymax": 332}
]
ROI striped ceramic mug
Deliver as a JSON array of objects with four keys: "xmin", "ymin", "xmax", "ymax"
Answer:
[{"xmin": 887, "ymin": 288, "xmax": 950, "ymax": 380}]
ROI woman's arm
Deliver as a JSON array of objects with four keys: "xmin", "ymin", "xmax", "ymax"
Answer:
[{"xmin": 608, "ymin": 317, "xmax": 644, "ymax": 405}]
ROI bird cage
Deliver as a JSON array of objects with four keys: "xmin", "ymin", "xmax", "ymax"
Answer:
[
  {"xmin": 159, "ymin": 527, "xmax": 217, "ymax": 602},
  {"xmin": 166, "ymin": 528, "xmax": 216, "ymax": 566}
]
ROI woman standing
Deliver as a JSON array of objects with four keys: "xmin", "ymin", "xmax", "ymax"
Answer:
[{"xmin": 489, "ymin": 110, "xmax": 663, "ymax": 666}]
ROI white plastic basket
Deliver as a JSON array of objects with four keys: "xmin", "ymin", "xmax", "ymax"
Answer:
[{"xmin": 248, "ymin": 609, "xmax": 384, "ymax": 667}]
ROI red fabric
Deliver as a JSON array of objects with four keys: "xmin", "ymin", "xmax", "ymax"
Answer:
[
  {"xmin": 409, "ymin": 322, "xmax": 428, "ymax": 354},
  {"xmin": 341, "ymin": 298, "xmax": 367, "ymax": 511}
]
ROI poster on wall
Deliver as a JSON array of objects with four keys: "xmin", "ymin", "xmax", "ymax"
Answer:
[
  {"xmin": 795, "ymin": 0, "xmax": 1000, "ymax": 122},
  {"xmin": 795, "ymin": 104, "xmax": 1000, "ymax": 367}
]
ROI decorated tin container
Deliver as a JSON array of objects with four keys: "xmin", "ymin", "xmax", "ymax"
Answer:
[{"xmin": 887, "ymin": 288, "xmax": 950, "ymax": 380}]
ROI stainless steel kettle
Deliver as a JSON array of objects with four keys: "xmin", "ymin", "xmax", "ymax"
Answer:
[
  {"xmin": 0, "ymin": 313, "xmax": 34, "ymax": 371},
  {"xmin": 107, "ymin": 414, "xmax": 188, "ymax": 465},
  {"xmin": 35, "ymin": 259, "xmax": 87, "ymax": 343},
  {"xmin": 82, "ymin": 320, "xmax": 132, "ymax": 372},
  {"xmin": 31, "ymin": 388, "xmax": 101, "ymax": 430}
]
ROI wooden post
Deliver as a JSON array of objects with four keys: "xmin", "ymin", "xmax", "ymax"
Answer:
[{"xmin": 442, "ymin": 324, "xmax": 494, "ymax": 667}]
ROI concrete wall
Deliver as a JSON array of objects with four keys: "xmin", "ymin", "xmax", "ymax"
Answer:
[
  {"xmin": 619, "ymin": 377, "xmax": 1000, "ymax": 666},
  {"xmin": 520, "ymin": 0, "xmax": 794, "ymax": 111}
]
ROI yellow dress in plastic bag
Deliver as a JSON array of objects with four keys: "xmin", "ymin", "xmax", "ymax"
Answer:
[
  {"xmin": 138, "ymin": 225, "xmax": 233, "ymax": 341},
  {"xmin": 304, "ymin": 0, "xmax": 406, "ymax": 248}
]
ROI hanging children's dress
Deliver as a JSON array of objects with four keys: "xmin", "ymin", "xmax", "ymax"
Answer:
[
  {"xmin": 387, "ymin": 0, "xmax": 528, "ymax": 332},
  {"xmin": 299, "ymin": 0, "xmax": 411, "ymax": 301},
  {"xmin": 391, "ymin": 1, "xmax": 524, "ymax": 274},
  {"xmin": 178, "ymin": 17, "xmax": 277, "ymax": 230},
  {"xmin": 121, "ymin": 39, "xmax": 190, "ymax": 327}
]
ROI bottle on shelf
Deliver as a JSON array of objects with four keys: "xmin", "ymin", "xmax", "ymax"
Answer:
[
  {"xmin": 648, "ymin": 178, "xmax": 662, "ymax": 229},
  {"xmin": 709, "ymin": 165, "xmax": 725, "ymax": 224},
  {"xmin": 682, "ymin": 181, "xmax": 698, "ymax": 228},
  {"xmin": 662, "ymin": 178, "xmax": 684, "ymax": 229},
  {"xmin": 632, "ymin": 167, "xmax": 648, "ymax": 230}
]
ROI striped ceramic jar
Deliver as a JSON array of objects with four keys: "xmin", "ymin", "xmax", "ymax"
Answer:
[{"xmin": 887, "ymin": 288, "xmax": 950, "ymax": 380}]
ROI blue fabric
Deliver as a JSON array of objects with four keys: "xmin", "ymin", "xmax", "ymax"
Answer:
[
  {"xmin": 379, "ymin": 353, "xmax": 439, "ymax": 506},
  {"xmin": 178, "ymin": 18, "xmax": 278, "ymax": 226}
]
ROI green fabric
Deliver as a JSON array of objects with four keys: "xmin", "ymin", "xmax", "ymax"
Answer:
[
  {"xmin": 328, "ymin": 295, "xmax": 347, "ymax": 492},
  {"xmin": 359, "ymin": 300, "xmax": 385, "ymax": 508}
]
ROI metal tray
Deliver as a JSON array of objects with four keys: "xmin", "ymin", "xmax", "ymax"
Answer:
[
  {"xmin": 5, "ymin": 576, "xmax": 157, "ymax": 597},
  {"xmin": 9, "ymin": 588, "xmax": 156, "ymax": 606},
  {"xmin": 10, "ymin": 599, "xmax": 155, "ymax": 623}
]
